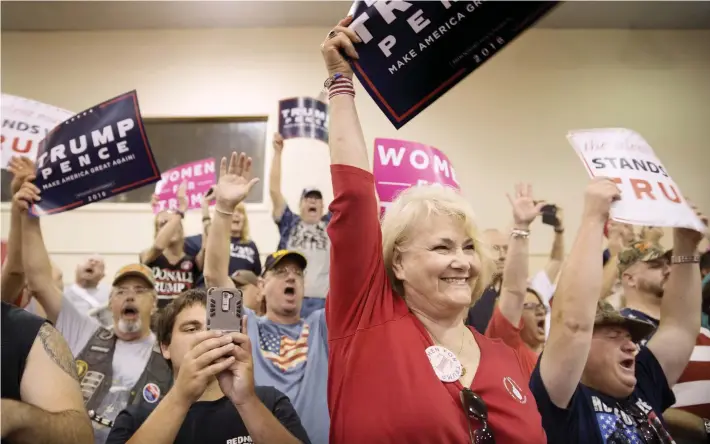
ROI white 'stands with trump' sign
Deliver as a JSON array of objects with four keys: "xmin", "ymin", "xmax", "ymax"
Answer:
[{"xmin": 567, "ymin": 128, "xmax": 705, "ymax": 232}]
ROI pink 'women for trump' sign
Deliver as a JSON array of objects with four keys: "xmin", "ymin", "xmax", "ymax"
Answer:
[
  {"xmin": 154, "ymin": 158, "xmax": 216, "ymax": 213},
  {"xmin": 373, "ymin": 138, "xmax": 459, "ymax": 212}
]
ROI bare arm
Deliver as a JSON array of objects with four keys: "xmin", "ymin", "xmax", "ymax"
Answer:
[
  {"xmin": 204, "ymin": 152, "xmax": 258, "ymax": 289},
  {"xmin": 544, "ymin": 226, "xmax": 565, "ymax": 284},
  {"xmin": 663, "ymin": 408, "xmax": 708, "ymax": 442},
  {"xmin": 1, "ymin": 206, "xmax": 25, "ymax": 303},
  {"xmin": 600, "ymin": 254, "xmax": 620, "ymax": 299},
  {"xmin": 140, "ymin": 213, "xmax": 183, "ymax": 264},
  {"xmin": 20, "ymin": 213, "xmax": 62, "ymax": 323},
  {"xmin": 539, "ymin": 179, "xmax": 619, "ymax": 408},
  {"xmin": 2, "ymin": 323, "xmax": 93, "ymax": 444},
  {"xmin": 203, "ymin": 208, "xmax": 236, "ymax": 289},
  {"xmin": 498, "ymin": 184, "xmax": 541, "ymax": 326},
  {"xmin": 235, "ymin": 397, "xmax": 305, "ymax": 444},
  {"xmin": 269, "ymin": 134, "xmax": 287, "ymax": 221},
  {"xmin": 646, "ymin": 229, "xmax": 703, "ymax": 386},
  {"xmin": 124, "ymin": 390, "xmax": 190, "ymax": 444}
]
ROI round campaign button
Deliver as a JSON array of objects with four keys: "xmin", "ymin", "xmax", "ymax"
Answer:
[{"xmin": 425, "ymin": 345, "xmax": 463, "ymax": 383}]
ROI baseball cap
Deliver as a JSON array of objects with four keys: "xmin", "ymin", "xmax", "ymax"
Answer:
[
  {"xmin": 617, "ymin": 241, "xmax": 670, "ymax": 277},
  {"xmin": 262, "ymin": 250, "xmax": 307, "ymax": 276},
  {"xmin": 594, "ymin": 300, "xmax": 656, "ymax": 344},
  {"xmin": 112, "ymin": 263, "xmax": 155, "ymax": 288},
  {"xmin": 231, "ymin": 270, "xmax": 259, "ymax": 287},
  {"xmin": 301, "ymin": 188, "xmax": 323, "ymax": 199}
]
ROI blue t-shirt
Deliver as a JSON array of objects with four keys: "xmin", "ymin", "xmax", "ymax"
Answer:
[
  {"xmin": 184, "ymin": 234, "xmax": 261, "ymax": 286},
  {"xmin": 529, "ymin": 346, "xmax": 676, "ymax": 444},
  {"xmin": 246, "ymin": 308, "xmax": 329, "ymax": 444}
]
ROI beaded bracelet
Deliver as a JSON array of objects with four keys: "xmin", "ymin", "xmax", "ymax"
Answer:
[{"xmin": 328, "ymin": 76, "xmax": 355, "ymax": 100}]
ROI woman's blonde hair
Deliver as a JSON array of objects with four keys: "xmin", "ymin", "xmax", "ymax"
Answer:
[
  {"xmin": 234, "ymin": 202, "xmax": 251, "ymax": 243},
  {"xmin": 381, "ymin": 184, "xmax": 494, "ymax": 305}
]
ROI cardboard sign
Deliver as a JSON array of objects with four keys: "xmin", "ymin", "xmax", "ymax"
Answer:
[
  {"xmin": 567, "ymin": 128, "xmax": 705, "ymax": 232},
  {"xmin": 374, "ymin": 137, "xmax": 459, "ymax": 213},
  {"xmin": 278, "ymin": 97, "xmax": 329, "ymax": 142},
  {"xmin": 347, "ymin": 1, "xmax": 558, "ymax": 129},
  {"xmin": 32, "ymin": 91, "xmax": 161, "ymax": 216},
  {"xmin": 154, "ymin": 158, "xmax": 216, "ymax": 213},
  {"xmin": 1, "ymin": 94, "xmax": 74, "ymax": 168}
]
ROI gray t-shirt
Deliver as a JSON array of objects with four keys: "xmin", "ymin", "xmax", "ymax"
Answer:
[
  {"xmin": 56, "ymin": 300, "xmax": 155, "ymax": 444},
  {"xmin": 276, "ymin": 206, "xmax": 331, "ymax": 300},
  {"xmin": 246, "ymin": 308, "xmax": 329, "ymax": 444}
]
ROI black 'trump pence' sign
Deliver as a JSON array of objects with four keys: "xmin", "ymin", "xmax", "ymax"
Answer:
[
  {"xmin": 32, "ymin": 90, "xmax": 160, "ymax": 215},
  {"xmin": 278, "ymin": 97, "xmax": 329, "ymax": 143},
  {"xmin": 347, "ymin": 0, "xmax": 559, "ymax": 129}
]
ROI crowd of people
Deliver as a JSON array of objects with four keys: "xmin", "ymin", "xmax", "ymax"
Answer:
[{"xmin": 2, "ymin": 16, "xmax": 710, "ymax": 444}]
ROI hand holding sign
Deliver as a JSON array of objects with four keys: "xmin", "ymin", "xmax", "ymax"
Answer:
[
  {"xmin": 272, "ymin": 133, "xmax": 284, "ymax": 153},
  {"xmin": 321, "ymin": 16, "xmax": 361, "ymax": 78},
  {"xmin": 7, "ymin": 156, "xmax": 37, "ymax": 195},
  {"xmin": 583, "ymin": 178, "xmax": 622, "ymax": 224},
  {"xmin": 507, "ymin": 183, "xmax": 545, "ymax": 229},
  {"xmin": 674, "ymin": 204, "xmax": 709, "ymax": 248},
  {"xmin": 215, "ymin": 152, "xmax": 260, "ymax": 212},
  {"xmin": 13, "ymin": 180, "xmax": 41, "ymax": 213}
]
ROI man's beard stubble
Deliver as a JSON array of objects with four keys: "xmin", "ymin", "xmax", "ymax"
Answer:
[{"xmin": 117, "ymin": 318, "xmax": 142, "ymax": 334}]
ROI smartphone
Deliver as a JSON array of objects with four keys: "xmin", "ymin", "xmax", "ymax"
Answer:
[
  {"xmin": 206, "ymin": 287, "xmax": 243, "ymax": 332},
  {"xmin": 204, "ymin": 186, "xmax": 216, "ymax": 200},
  {"xmin": 540, "ymin": 204, "xmax": 559, "ymax": 227}
]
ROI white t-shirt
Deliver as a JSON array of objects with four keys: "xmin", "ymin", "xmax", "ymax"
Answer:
[
  {"xmin": 56, "ymin": 299, "xmax": 155, "ymax": 444},
  {"xmin": 63, "ymin": 283, "xmax": 112, "ymax": 327}
]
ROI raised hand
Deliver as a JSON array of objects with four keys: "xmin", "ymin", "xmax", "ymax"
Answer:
[
  {"xmin": 273, "ymin": 133, "xmax": 284, "ymax": 154},
  {"xmin": 674, "ymin": 202, "xmax": 708, "ymax": 249},
  {"xmin": 12, "ymin": 180, "xmax": 41, "ymax": 213},
  {"xmin": 177, "ymin": 181, "xmax": 188, "ymax": 212},
  {"xmin": 7, "ymin": 156, "xmax": 36, "ymax": 195},
  {"xmin": 506, "ymin": 183, "xmax": 544, "ymax": 229},
  {"xmin": 320, "ymin": 16, "xmax": 361, "ymax": 78},
  {"xmin": 582, "ymin": 178, "xmax": 621, "ymax": 223},
  {"xmin": 215, "ymin": 152, "xmax": 260, "ymax": 211},
  {"xmin": 216, "ymin": 316, "xmax": 256, "ymax": 406},
  {"xmin": 172, "ymin": 330, "xmax": 237, "ymax": 405}
]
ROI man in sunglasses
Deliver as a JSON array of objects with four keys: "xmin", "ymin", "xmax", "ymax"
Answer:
[{"xmin": 530, "ymin": 179, "xmax": 703, "ymax": 444}]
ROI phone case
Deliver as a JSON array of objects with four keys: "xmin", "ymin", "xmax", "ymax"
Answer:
[{"xmin": 206, "ymin": 287, "xmax": 243, "ymax": 332}]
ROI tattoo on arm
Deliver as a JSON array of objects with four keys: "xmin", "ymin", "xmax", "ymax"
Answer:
[{"xmin": 37, "ymin": 323, "xmax": 79, "ymax": 381}]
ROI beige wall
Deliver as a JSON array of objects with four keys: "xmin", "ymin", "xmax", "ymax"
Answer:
[{"xmin": 2, "ymin": 27, "xmax": 709, "ymax": 283}]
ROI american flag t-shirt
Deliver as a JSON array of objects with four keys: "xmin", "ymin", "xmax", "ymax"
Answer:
[{"xmin": 258, "ymin": 322, "xmax": 310, "ymax": 372}]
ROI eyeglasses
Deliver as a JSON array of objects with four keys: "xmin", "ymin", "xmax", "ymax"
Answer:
[
  {"xmin": 269, "ymin": 267, "xmax": 304, "ymax": 278},
  {"xmin": 522, "ymin": 302, "xmax": 549, "ymax": 314},
  {"xmin": 460, "ymin": 388, "xmax": 495, "ymax": 444}
]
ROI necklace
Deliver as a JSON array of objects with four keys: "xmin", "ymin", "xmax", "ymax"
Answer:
[{"xmin": 430, "ymin": 328, "xmax": 467, "ymax": 377}]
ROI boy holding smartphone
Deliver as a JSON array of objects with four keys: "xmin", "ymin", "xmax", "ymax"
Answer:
[{"xmin": 105, "ymin": 288, "xmax": 310, "ymax": 444}]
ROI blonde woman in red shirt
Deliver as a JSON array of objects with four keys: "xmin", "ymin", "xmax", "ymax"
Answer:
[{"xmin": 321, "ymin": 17, "xmax": 547, "ymax": 444}]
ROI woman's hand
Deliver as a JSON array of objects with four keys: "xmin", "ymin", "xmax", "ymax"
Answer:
[{"xmin": 320, "ymin": 16, "xmax": 361, "ymax": 78}]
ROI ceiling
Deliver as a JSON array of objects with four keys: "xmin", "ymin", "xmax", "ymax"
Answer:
[{"xmin": 2, "ymin": 1, "xmax": 710, "ymax": 32}]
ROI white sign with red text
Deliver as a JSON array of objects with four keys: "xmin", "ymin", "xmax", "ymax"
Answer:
[
  {"xmin": 567, "ymin": 128, "xmax": 704, "ymax": 232},
  {"xmin": 1, "ymin": 93, "xmax": 74, "ymax": 169}
]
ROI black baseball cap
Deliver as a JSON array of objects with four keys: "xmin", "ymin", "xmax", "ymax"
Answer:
[{"xmin": 262, "ymin": 250, "xmax": 307, "ymax": 276}]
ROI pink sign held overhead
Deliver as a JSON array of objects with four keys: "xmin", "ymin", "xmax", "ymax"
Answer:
[
  {"xmin": 373, "ymin": 138, "xmax": 460, "ymax": 213},
  {"xmin": 154, "ymin": 158, "xmax": 216, "ymax": 213}
]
